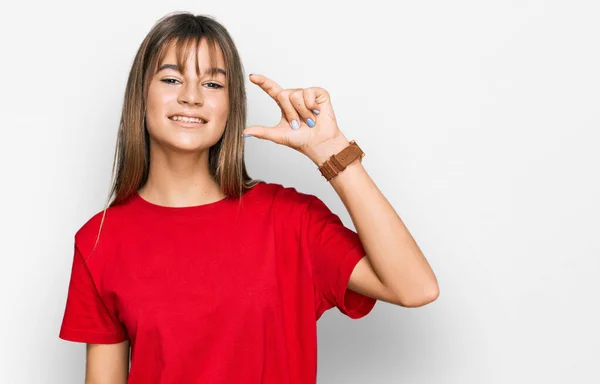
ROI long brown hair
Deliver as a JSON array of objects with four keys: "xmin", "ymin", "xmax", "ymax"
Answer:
[{"xmin": 94, "ymin": 12, "xmax": 259, "ymax": 248}]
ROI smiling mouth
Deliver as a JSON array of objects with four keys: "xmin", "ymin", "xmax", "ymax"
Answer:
[{"xmin": 168, "ymin": 116, "xmax": 208, "ymax": 124}]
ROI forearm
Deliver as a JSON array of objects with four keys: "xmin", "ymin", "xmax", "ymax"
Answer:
[{"xmin": 309, "ymin": 136, "xmax": 439, "ymax": 306}]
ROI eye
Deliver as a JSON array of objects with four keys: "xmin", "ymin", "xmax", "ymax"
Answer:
[
  {"xmin": 161, "ymin": 78, "xmax": 180, "ymax": 85},
  {"xmin": 205, "ymin": 82, "xmax": 224, "ymax": 89}
]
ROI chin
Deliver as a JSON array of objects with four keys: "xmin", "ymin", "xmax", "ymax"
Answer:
[
  {"xmin": 158, "ymin": 132, "xmax": 223, "ymax": 153},
  {"xmin": 162, "ymin": 139, "xmax": 212, "ymax": 153}
]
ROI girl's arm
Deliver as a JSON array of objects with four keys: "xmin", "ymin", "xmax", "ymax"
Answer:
[
  {"xmin": 85, "ymin": 341, "xmax": 129, "ymax": 384},
  {"xmin": 315, "ymin": 137, "xmax": 439, "ymax": 308},
  {"xmin": 243, "ymin": 74, "xmax": 439, "ymax": 308}
]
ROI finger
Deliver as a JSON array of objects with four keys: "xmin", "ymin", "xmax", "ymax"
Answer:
[
  {"xmin": 242, "ymin": 125, "xmax": 289, "ymax": 145},
  {"xmin": 290, "ymin": 90, "xmax": 317, "ymax": 128},
  {"xmin": 277, "ymin": 89, "xmax": 303, "ymax": 130},
  {"xmin": 307, "ymin": 87, "xmax": 335, "ymax": 119},
  {"xmin": 302, "ymin": 88, "xmax": 319, "ymax": 114},
  {"xmin": 249, "ymin": 74, "xmax": 284, "ymax": 104}
]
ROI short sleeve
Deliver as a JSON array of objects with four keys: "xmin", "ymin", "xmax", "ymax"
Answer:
[
  {"xmin": 303, "ymin": 195, "xmax": 377, "ymax": 320},
  {"xmin": 59, "ymin": 242, "xmax": 127, "ymax": 344}
]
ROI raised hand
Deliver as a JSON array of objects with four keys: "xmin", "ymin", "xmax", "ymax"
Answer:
[{"xmin": 243, "ymin": 74, "xmax": 350, "ymax": 165}]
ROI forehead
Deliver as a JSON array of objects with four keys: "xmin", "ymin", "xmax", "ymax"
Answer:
[{"xmin": 157, "ymin": 37, "xmax": 225, "ymax": 75}]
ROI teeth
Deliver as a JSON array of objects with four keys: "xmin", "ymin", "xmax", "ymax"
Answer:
[{"xmin": 170, "ymin": 116, "xmax": 206, "ymax": 123}]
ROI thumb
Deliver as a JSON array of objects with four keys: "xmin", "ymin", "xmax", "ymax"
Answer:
[{"xmin": 242, "ymin": 125, "xmax": 287, "ymax": 144}]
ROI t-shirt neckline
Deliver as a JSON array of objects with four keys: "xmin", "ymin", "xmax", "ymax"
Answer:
[{"xmin": 131, "ymin": 191, "xmax": 232, "ymax": 217}]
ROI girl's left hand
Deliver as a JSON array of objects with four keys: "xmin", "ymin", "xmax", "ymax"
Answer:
[{"xmin": 242, "ymin": 74, "xmax": 351, "ymax": 166}]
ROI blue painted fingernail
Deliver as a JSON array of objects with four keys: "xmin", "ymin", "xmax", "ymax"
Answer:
[
  {"xmin": 291, "ymin": 120, "xmax": 300, "ymax": 130},
  {"xmin": 312, "ymin": 109, "xmax": 320, "ymax": 114},
  {"xmin": 306, "ymin": 118, "xmax": 315, "ymax": 128},
  {"xmin": 242, "ymin": 134, "xmax": 253, "ymax": 138}
]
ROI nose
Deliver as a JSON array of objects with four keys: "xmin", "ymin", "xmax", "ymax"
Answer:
[{"xmin": 178, "ymin": 83, "xmax": 204, "ymax": 107}]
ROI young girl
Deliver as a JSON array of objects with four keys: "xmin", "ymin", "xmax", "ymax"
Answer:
[{"xmin": 59, "ymin": 11, "xmax": 439, "ymax": 384}]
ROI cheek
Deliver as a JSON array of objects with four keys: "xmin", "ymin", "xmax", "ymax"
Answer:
[
  {"xmin": 145, "ymin": 91, "xmax": 176, "ymax": 128},
  {"xmin": 207, "ymin": 94, "xmax": 229, "ymax": 120},
  {"xmin": 147, "ymin": 89, "xmax": 176, "ymax": 113}
]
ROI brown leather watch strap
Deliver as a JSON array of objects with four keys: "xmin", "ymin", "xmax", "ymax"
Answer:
[{"xmin": 318, "ymin": 140, "xmax": 365, "ymax": 181}]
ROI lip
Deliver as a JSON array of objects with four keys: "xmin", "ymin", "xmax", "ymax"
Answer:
[
  {"xmin": 168, "ymin": 112, "xmax": 208, "ymax": 122},
  {"xmin": 168, "ymin": 117, "xmax": 208, "ymax": 128}
]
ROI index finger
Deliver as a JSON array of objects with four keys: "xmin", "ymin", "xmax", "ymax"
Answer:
[{"xmin": 249, "ymin": 74, "xmax": 283, "ymax": 102}]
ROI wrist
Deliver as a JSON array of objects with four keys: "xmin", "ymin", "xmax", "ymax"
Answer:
[{"xmin": 306, "ymin": 135, "xmax": 351, "ymax": 166}]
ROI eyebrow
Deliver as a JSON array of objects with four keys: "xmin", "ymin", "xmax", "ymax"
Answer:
[{"xmin": 157, "ymin": 63, "xmax": 227, "ymax": 77}]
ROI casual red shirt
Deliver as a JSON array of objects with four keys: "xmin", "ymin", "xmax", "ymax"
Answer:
[{"xmin": 59, "ymin": 181, "xmax": 376, "ymax": 383}]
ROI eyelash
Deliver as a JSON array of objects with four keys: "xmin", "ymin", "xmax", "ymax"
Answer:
[{"xmin": 161, "ymin": 78, "xmax": 223, "ymax": 89}]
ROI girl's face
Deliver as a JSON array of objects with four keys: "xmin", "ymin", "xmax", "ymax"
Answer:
[{"xmin": 145, "ymin": 39, "xmax": 229, "ymax": 154}]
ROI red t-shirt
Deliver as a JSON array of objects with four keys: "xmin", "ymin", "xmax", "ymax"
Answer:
[{"xmin": 59, "ymin": 181, "xmax": 376, "ymax": 383}]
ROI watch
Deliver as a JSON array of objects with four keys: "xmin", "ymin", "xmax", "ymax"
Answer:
[{"xmin": 318, "ymin": 140, "xmax": 365, "ymax": 181}]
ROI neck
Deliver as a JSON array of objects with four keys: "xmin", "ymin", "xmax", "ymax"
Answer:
[{"xmin": 138, "ymin": 144, "xmax": 225, "ymax": 208}]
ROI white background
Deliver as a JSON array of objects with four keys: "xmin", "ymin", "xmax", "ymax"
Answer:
[{"xmin": 0, "ymin": 0, "xmax": 598, "ymax": 383}]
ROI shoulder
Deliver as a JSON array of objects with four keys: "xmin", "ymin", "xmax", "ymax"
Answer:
[
  {"xmin": 246, "ymin": 182, "xmax": 335, "ymax": 233},
  {"xmin": 249, "ymin": 181, "xmax": 319, "ymax": 211},
  {"xmin": 73, "ymin": 196, "xmax": 137, "ymax": 254}
]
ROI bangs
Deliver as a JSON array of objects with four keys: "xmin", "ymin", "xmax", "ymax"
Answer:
[{"xmin": 153, "ymin": 35, "xmax": 220, "ymax": 78}]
